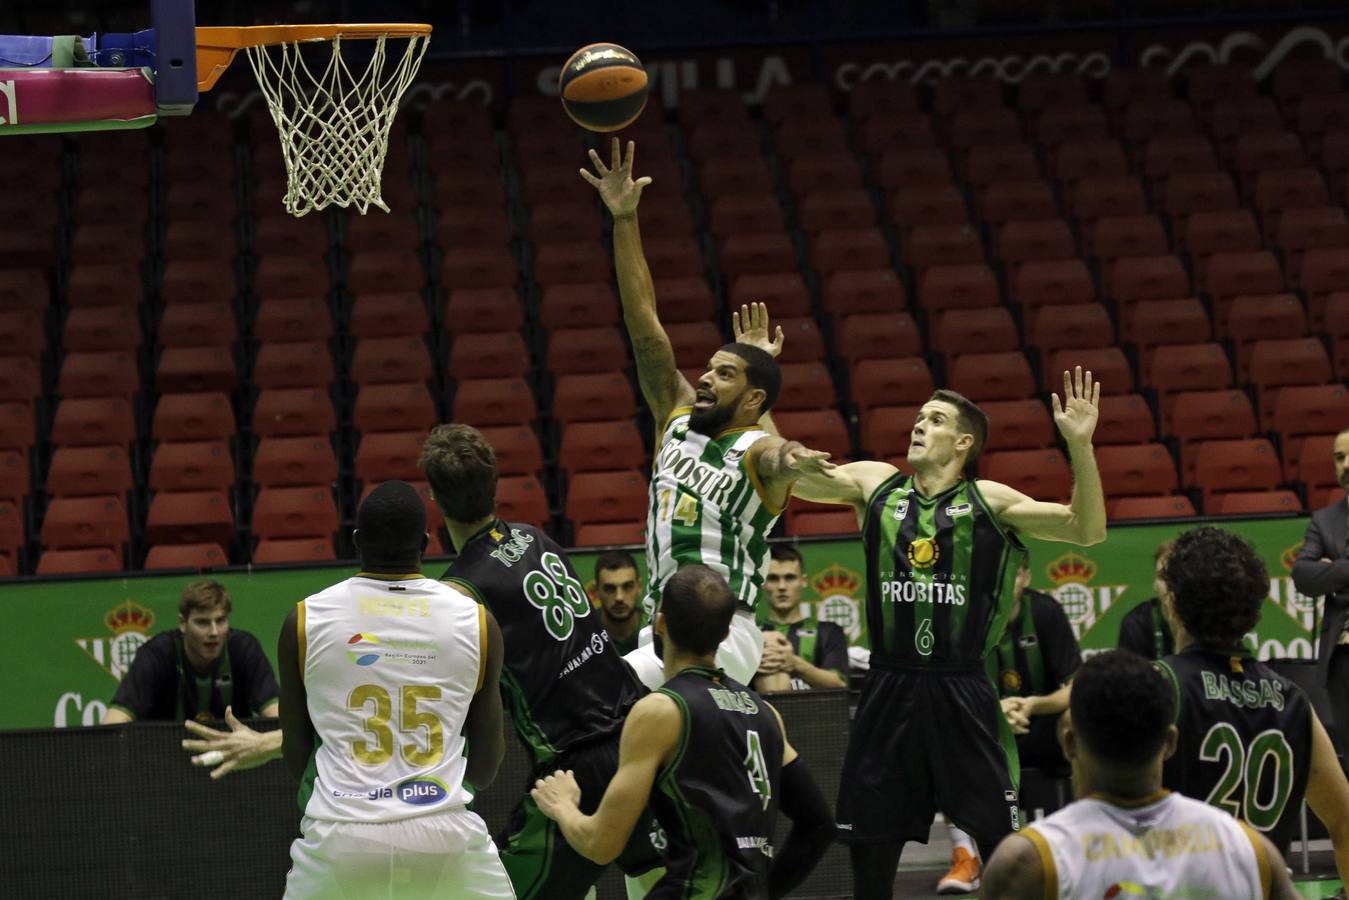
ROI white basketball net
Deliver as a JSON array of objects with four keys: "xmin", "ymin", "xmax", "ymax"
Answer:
[{"xmin": 245, "ymin": 33, "xmax": 429, "ymax": 217}]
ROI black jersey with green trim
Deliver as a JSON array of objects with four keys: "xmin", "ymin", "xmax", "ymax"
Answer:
[
  {"xmin": 862, "ymin": 473, "xmax": 1026, "ymax": 666},
  {"xmin": 441, "ymin": 519, "xmax": 643, "ymax": 768},
  {"xmin": 650, "ymin": 666, "xmax": 783, "ymax": 900},
  {"xmin": 1158, "ymin": 645, "xmax": 1312, "ymax": 852}
]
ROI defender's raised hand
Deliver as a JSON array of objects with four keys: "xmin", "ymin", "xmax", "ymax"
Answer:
[
  {"xmin": 782, "ymin": 444, "xmax": 836, "ymax": 477},
  {"xmin": 1052, "ymin": 366, "xmax": 1101, "ymax": 447},
  {"xmin": 580, "ymin": 138, "xmax": 651, "ymax": 218},
  {"xmin": 731, "ymin": 302, "xmax": 785, "ymax": 358}
]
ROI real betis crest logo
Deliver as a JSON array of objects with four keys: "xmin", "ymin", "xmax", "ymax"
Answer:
[
  {"xmin": 1045, "ymin": 552, "xmax": 1125, "ymax": 640},
  {"xmin": 76, "ymin": 600, "xmax": 156, "ymax": 681},
  {"xmin": 809, "ymin": 564, "xmax": 864, "ymax": 643}
]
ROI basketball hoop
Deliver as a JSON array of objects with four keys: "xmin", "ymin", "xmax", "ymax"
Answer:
[{"xmin": 195, "ymin": 24, "xmax": 432, "ymax": 217}]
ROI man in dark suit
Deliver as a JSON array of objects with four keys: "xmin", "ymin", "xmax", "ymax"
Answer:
[{"xmin": 1292, "ymin": 427, "xmax": 1349, "ymax": 754}]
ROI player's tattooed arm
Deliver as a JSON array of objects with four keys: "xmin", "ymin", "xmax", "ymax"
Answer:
[
  {"xmin": 531, "ymin": 692, "xmax": 680, "ymax": 864},
  {"xmin": 790, "ymin": 459, "xmax": 897, "ymax": 519},
  {"xmin": 582, "ymin": 138, "xmax": 695, "ymax": 427},
  {"xmin": 277, "ymin": 602, "xmax": 314, "ymax": 783},
  {"xmin": 979, "ymin": 833, "xmax": 1047, "ymax": 899}
]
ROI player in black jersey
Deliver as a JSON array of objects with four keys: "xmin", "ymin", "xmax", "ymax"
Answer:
[
  {"xmin": 531, "ymin": 565, "xmax": 836, "ymax": 900},
  {"xmin": 1156, "ymin": 525, "xmax": 1349, "ymax": 884},
  {"xmin": 418, "ymin": 424, "xmax": 659, "ymax": 899},
  {"xmin": 793, "ymin": 371, "xmax": 1107, "ymax": 899},
  {"xmin": 1116, "ymin": 539, "xmax": 1176, "ymax": 659}
]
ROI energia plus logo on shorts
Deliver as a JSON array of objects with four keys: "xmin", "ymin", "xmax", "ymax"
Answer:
[{"xmin": 355, "ymin": 777, "xmax": 452, "ymax": 806}]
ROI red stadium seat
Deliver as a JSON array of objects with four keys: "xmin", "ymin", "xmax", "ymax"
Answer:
[
  {"xmin": 1210, "ymin": 97, "xmax": 1283, "ymax": 156},
  {"xmin": 786, "ymin": 153, "xmax": 863, "ymax": 195},
  {"xmin": 539, "ymin": 283, "xmax": 618, "ymax": 330},
  {"xmin": 686, "ymin": 120, "xmax": 759, "ymax": 162},
  {"xmin": 440, "ymin": 246, "xmax": 517, "ymax": 290},
  {"xmin": 436, "ymin": 205, "xmax": 511, "ymax": 250},
  {"xmin": 1104, "ymin": 67, "xmax": 1174, "ymax": 116},
  {"xmin": 1201, "ymin": 251, "xmax": 1283, "ymax": 302},
  {"xmin": 785, "ymin": 507, "xmax": 860, "ymax": 538},
  {"xmin": 354, "ymin": 432, "xmax": 425, "ymax": 485},
  {"xmin": 253, "ymin": 298, "xmax": 332, "ymax": 344},
  {"xmin": 475, "ymin": 426, "xmax": 542, "ymax": 476},
  {"xmin": 1299, "ymin": 248, "xmax": 1349, "ymax": 328},
  {"xmin": 677, "ymin": 88, "xmax": 750, "ymax": 126},
  {"xmin": 654, "ymin": 278, "xmax": 718, "ymax": 324},
  {"xmin": 148, "ymin": 441, "xmax": 234, "ymax": 493},
  {"xmin": 552, "ymin": 374, "xmax": 633, "ymax": 425},
  {"xmin": 981, "ymin": 449, "xmax": 1072, "ymax": 502},
  {"xmin": 1010, "ymin": 259, "xmax": 1095, "ymax": 309},
  {"xmin": 903, "ymin": 224, "xmax": 985, "ymax": 273},
  {"xmin": 1105, "ymin": 255, "xmax": 1190, "ymax": 309},
  {"xmin": 1213, "ymin": 490, "xmax": 1302, "ymax": 516},
  {"xmin": 771, "ymin": 318, "xmax": 828, "ymax": 365},
  {"xmin": 860, "ymin": 405, "xmax": 919, "ymax": 459},
  {"xmin": 252, "ymin": 486, "xmax": 338, "ymax": 540},
  {"xmin": 57, "ymin": 351, "xmax": 139, "ymax": 399},
  {"xmin": 947, "ymin": 352, "xmax": 1036, "ymax": 401},
  {"xmin": 718, "ymin": 232, "xmax": 796, "ymax": 279},
  {"xmin": 0, "ymin": 499, "xmax": 22, "ymax": 554},
  {"xmin": 915, "ymin": 265, "xmax": 995, "ymax": 313},
  {"xmin": 345, "ymin": 252, "xmax": 423, "ymax": 295},
  {"xmin": 890, "ymin": 184, "xmax": 968, "ymax": 236},
  {"xmin": 1122, "ymin": 99, "xmax": 1197, "ymax": 147},
  {"xmin": 995, "ymin": 219, "xmax": 1076, "ymax": 269},
  {"xmin": 811, "ymin": 228, "xmax": 890, "ymax": 275},
  {"xmin": 1273, "ymin": 207, "xmax": 1349, "ymax": 281},
  {"xmin": 155, "ymin": 346, "xmax": 237, "ymax": 394},
  {"xmin": 356, "ymin": 480, "xmax": 441, "ymax": 532},
  {"xmin": 1070, "ymin": 175, "xmax": 1148, "ymax": 228},
  {"xmin": 352, "ymin": 382, "xmax": 437, "ymax": 434},
  {"xmin": 574, "ymin": 521, "xmax": 646, "ymax": 547},
  {"xmin": 836, "ymin": 313, "xmax": 922, "ymax": 364},
  {"xmin": 1095, "ymin": 444, "xmax": 1179, "ymax": 497},
  {"xmin": 1125, "ymin": 299, "xmax": 1211, "ymax": 354},
  {"xmin": 822, "ymin": 269, "xmax": 906, "ymax": 318},
  {"xmin": 489, "ymin": 475, "xmax": 547, "ymax": 528},
  {"xmin": 50, "ymin": 396, "xmax": 135, "ymax": 447},
  {"xmin": 1246, "ymin": 338, "xmax": 1332, "ymax": 394},
  {"xmin": 36, "ymin": 547, "xmax": 121, "ymax": 575},
  {"xmin": 1252, "ymin": 167, "xmax": 1330, "ymax": 225},
  {"xmin": 1171, "ymin": 390, "xmax": 1258, "ymax": 476},
  {"xmin": 253, "ymin": 256, "xmax": 328, "ymax": 301},
  {"xmin": 849, "ymin": 358, "xmax": 934, "ymax": 414},
  {"xmin": 144, "ymin": 542, "xmax": 230, "ymax": 570},
  {"xmin": 41, "ymin": 495, "xmax": 128, "ymax": 550},
  {"xmin": 729, "ymin": 273, "xmax": 813, "ymax": 318},
  {"xmin": 1025, "ymin": 303, "xmax": 1114, "ymax": 354},
  {"xmin": 1187, "ymin": 63, "xmax": 1258, "ymax": 113},
  {"xmin": 950, "ymin": 108, "xmax": 1022, "ymax": 154},
  {"xmin": 0, "ymin": 449, "xmax": 28, "ymax": 503},
  {"xmin": 666, "ymin": 322, "xmax": 725, "ymax": 370},
  {"xmin": 980, "ymin": 399, "xmax": 1054, "ymax": 451},
  {"xmin": 934, "ymin": 76, "xmax": 1005, "ymax": 118},
  {"xmin": 698, "ymin": 158, "xmax": 774, "ymax": 196},
  {"xmin": 848, "ymin": 80, "xmax": 921, "ymax": 119},
  {"xmin": 1036, "ymin": 105, "xmax": 1111, "ymax": 150},
  {"xmin": 559, "ymin": 420, "xmax": 646, "ymax": 474},
  {"xmin": 448, "ymin": 332, "xmax": 529, "ymax": 380},
  {"xmin": 1089, "ymin": 215, "xmax": 1169, "ymax": 264},
  {"xmin": 67, "ymin": 263, "xmax": 143, "ymax": 308},
  {"xmin": 1191, "ymin": 439, "xmax": 1282, "ymax": 500},
  {"xmin": 1044, "ymin": 348, "xmax": 1134, "ymax": 396},
  {"xmin": 61, "ymin": 307, "xmax": 138, "ymax": 353},
  {"xmin": 1162, "ymin": 171, "xmax": 1238, "ymax": 227},
  {"xmin": 1053, "ymin": 139, "xmax": 1129, "ymax": 190},
  {"xmin": 1293, "ymin": 434, "xmax": 1343, "ymax": 488},
  {"xmin": 253, "ymin": 537, "xmax": 337, "ymax": 564},
  {"xmin": 0, "ymin": 401, "xmax": 35, "ymax": 452},
  {"xmin": 144, "ymin": 490, "xmax": 235, "ymax": 546},
  {"xmin": 979, "ymin": 181, "xmax": 1057, "ymax": 234},
  {"xmin": 932, "ymin": 307, "xmax": 1019, "ymax": 355},
  {"xmin": 772, "ymin": 410, "xmax": 851, "ymax": 460},
  {"xmin": 253, "ymin": 389, "xmax": 336, "ymax": 438},
  {"xmin": 642, "ymin": 237, "xmax": 705, "ymax": 279},
  {"xmin": 158, "ymin": 302, "xmax": 236, "ymax": 348},
  {"xmin": 533, "ymin": 242, "xmax": 612, "ymax": 286},
  {"xmin": 449, "ymin": 377, "xmax": 539, "ymax": 430},
  {"xmin": 1020, "ymin": 72, "xmax": 1089, "ymax": 113},
  {"xmin": 349, "ymin": 294, "xmax": 429, "ymax": 338},
  {"xmin": 153, "ymin": 392, "xmax": 234, "ymax": 442},
  {"xmin": 526, "ymin": 201, "xmax": 604, "ymax": 245},
  {"xmin": 252, "ymin": 436, "xmax": 338, "ymax": 488},
  {"xmin": 565, "ymin": 470, "xmax": 648, "ymax": 528},
  {"xmin": 965, "ymin": 143, "xmax": 1039, "ymax": 193},
  {"xmin": 776, "ymin": 362, "xmax": 838, "ymax": 412},
  {"xmin": 1109, "ymin": 495, "xmax": 1196, "ymax": 521},
  {"xmin": 444, "ymin": 288, "xmax": 524, "ymax": 336},
  {"xmin": 1222, "ymin": 292, "xmax": 1307, "ymax": 344},
  {"xmin": 545, "ymin": 327, "xmax": 628, "ymax": 377},
  {"xmin": 253, "ymin": 341, "xmax": 334, "ymax": 390},
  {"xmin": 46, "ymin": 445, "xmax": 133, "ymax": 498},
  {"xmin": 1094, "ymin": 394, "xmax": 1157, "ymax": 445},
  {"xmin": 1145, "ymin": 343, "xmax": 1232, "ymax": 400},
  {"xmin": 1181, "ymin": 211, "xmax": 1261, "ymax": 264},
  {"xmin": 0, "ymin": 268, "xmax": 50, "ymax": 312}
]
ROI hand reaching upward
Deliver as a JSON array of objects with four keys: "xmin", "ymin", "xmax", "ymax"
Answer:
[
  {"xmin": 1052, "ymin": 366, "xmax": 1101, "ymax": 448},
  {"xmin": 580, "ymin": 138, "xmax": 651, "ymax": 218},
  {"xmin": 732, "ymin": 302, "xmax": 785, "ymax": 358}
]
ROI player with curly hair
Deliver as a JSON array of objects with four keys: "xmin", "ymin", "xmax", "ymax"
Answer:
[{"xmin": 1157, "ymin": 525, "xmax": 1349, "ymax": 885}]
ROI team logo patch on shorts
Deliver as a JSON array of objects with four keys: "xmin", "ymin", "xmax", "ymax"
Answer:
[{"xmin": 907, "ymin": 537, "xmax": 939, "ymax": 569}]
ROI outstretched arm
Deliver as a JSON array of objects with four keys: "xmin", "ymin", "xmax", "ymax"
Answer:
[
  {"xmin": 750, "ymin": 436, "xmax": 835, "ymax": 511},
  {"xmin": 582, "ymin": 139, "xmax": 695, "ymax": 428},
  {"xmin": 980, "ymin": 367, "xmax": 1106, "ymax": 546},
  {"xmin": 531, "ymin": 692, "xmax": 680, "ymax": 865},
  {"xmin": 791, "ymin": 460, "xmax": 899, "ymax": 520}
]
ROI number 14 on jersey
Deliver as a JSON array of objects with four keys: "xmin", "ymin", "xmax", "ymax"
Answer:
[{"xmin": 658, "ymin": 489, "xmax": 699, "ymax": 527}]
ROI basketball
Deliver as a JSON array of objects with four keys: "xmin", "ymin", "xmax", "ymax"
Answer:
[{"xmin": 558, "ymin": 43, "xmax": 648, "ymax": 132}]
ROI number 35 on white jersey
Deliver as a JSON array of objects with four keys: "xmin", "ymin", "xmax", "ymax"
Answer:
[{"xmin": 298, "ymin": 574, "xmax": 485, "ymax": 823}]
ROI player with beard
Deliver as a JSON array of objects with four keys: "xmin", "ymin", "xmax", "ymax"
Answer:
[
  {"xmin": 594, "ymin": 550, "xmax": 645, "ymax": 655},
  {"xmin": 582, "ymin": 140, "xmax": 833, "ymax": 689}
]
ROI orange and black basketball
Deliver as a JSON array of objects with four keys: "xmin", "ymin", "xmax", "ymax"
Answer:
[{"xmin": 559, "ymin": 43, "xmax": 648, "ymax": 132}]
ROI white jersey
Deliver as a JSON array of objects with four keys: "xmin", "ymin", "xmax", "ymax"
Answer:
[
  {"xmin": 1024, "ymin": 791, "xmax": 1271, "ymax": 900},
  {"xmin": 643, "ymin": 408, "xmax": 782, "ymax": 614},
  {"xmin": 298, "ymin": 573, "xmax": 485, "ymax": 824}
]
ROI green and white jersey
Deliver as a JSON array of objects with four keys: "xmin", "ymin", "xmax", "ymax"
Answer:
[{"xmin": 643, "ymin": 408, "xmax": 783, "ymax": 616}]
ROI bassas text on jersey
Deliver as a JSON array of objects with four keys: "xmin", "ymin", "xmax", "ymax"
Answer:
[
  {"xmin": 1201, "ymin": 671, "xmax": 1287, "ymax": 711},
  {"xmin": 880, "ymin": 580, "xmax": 968, "ymax": 605}
]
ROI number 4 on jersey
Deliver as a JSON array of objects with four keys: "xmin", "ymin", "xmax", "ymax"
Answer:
[
  {"xmin": 658, "ymin": 488, "xmax": 699, "ymax": 527},
  {"xmin": 745, "ymin": 730, "xmax": 772, "ymax": 811}
]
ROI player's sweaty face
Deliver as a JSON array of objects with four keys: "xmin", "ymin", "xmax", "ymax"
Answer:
[
  {"xmin": 1335, "ymin": 431, "xmax": 1349, "ymax": 489},
  {"xmin": 180, "ymin": 607, "xmax": 229, "ymax": 665},
  {"xmin": 596, "ymin": 567, "xmax": 640, "ymax": 620},
  {"xmin": 690, "ymin": 351, "xmax": 749, "ymax": 433},
  {"xmin": 907, "ymin": 401, "xmax": 965, "ymax": 467},
  {"xmin": 765, "ymin": 559, "xmax": 805, "ymax": 615}
]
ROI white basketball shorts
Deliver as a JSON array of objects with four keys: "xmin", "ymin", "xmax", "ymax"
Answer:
[{"xmin": 622, "ymin": 608, "xmax": 765, "ymax": 689}]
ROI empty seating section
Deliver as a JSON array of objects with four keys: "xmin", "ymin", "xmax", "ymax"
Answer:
[{"xmin": 3, "ymin": 59, "xmax": 1346, "ymax": 576}]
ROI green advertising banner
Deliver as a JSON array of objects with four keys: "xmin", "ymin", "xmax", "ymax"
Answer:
[{"xmin": 0, "ymin": 516, "xmax": 1318, "ymax": 731}]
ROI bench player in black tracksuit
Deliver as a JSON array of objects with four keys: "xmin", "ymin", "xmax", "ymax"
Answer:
[{"xmin": 531, "ymin": 565, "xmax": 836, "ymax": 900}]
